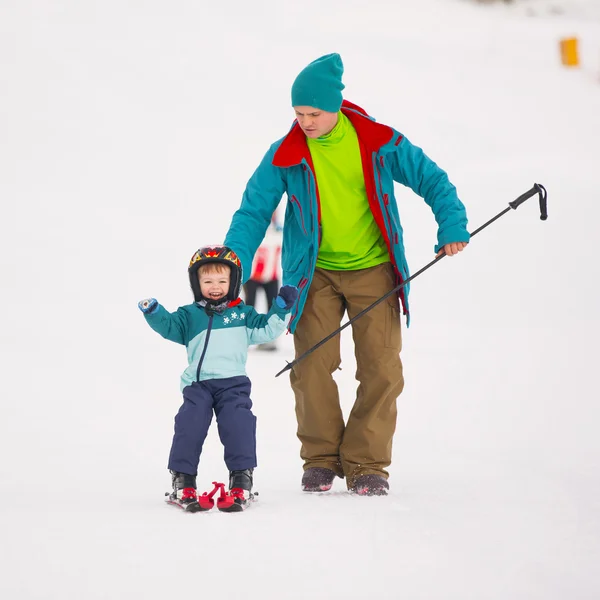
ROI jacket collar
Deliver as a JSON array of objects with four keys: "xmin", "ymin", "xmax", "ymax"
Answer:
[
  {"xmin": 272, "ymin": 100, "xmax": 394, "ymax": 168},
  {"xmin": 197, "ymin": 297, "xmax": 242, "ymax": 314}
]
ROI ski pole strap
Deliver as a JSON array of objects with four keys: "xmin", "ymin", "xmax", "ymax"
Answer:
[{"xmin": 509, "ymin": 183, "xmax": 548, "ymax": 220}]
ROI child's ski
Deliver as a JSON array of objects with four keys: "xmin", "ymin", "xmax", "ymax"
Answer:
[
  {"xmin": 165, "ymin": 481, "xmax": 257, "ymax": 513},
  {"xmin": 164, "ymin": 493, "xmax": 210, "ymax": 513}
]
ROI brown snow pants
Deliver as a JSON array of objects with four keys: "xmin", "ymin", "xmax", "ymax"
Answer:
[{"xmin": 290, "ymin": 262, "xmax": 404, "ymax": 489}]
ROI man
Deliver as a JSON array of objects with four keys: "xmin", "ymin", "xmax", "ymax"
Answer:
[{"xmin": 224, "ymin": 53, "xmax": 469, "ymax": 496}]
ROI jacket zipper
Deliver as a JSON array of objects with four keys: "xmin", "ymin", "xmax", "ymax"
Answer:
[
  {"xmin": 303, "ymin": 164, "xmax": 317, "ymax": 236},
  {"xmin": 287, "ymin": 164, "xmax": 320, "ymax": 333},
  {"xmin": 195, "ymin": 313, "xmax": 214, "ymax": 382},
  {"xmin": 375, "ymin": 156, "xmax": 406, "ymax": 306},
  {"xmin": 288, "ymin": 277, "xmax": 309, "ymax": 332},
  {"xmin": 377, "ymin": 157, "xmax": 394, "ymax": 238}
]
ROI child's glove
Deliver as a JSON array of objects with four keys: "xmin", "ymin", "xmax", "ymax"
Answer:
[
  {"xmin": 138, "ymin": 298, "xmax": 158, "ymax": 314},
  {"xmin": 275, "ymin": 285, "xmax": 299, "ymax": 310}
]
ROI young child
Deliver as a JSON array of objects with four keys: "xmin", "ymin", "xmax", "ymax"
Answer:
[{"xmin": 138, "ymin": 245, "xmax": 298, "ymax": 512}]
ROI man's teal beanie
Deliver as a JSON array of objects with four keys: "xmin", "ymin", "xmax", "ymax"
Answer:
[{"xmin": 291, "ymin": 53, "xmax": 345, "ymax": 112}]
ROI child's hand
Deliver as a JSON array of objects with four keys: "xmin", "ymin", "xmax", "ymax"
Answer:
[
  {"xmin": 138, "ymin": 298, "xmax": 158, "ymax": 314},
  {"xmin": 275, "ymin": 285, "xmax": 299, "ymax": 310}
]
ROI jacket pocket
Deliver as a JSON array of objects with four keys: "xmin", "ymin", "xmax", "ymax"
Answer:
[
  {"xmin": 281, "ymin": 243, "xmax": 305, "ymax": 274},
  {"xmin": 289, "ymin": 195, "xmax": 308, "ymax": 236}
]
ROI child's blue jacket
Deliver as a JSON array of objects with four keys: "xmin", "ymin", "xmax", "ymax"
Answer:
[{"xmin": 143, "ymin": 299, "xmax": 290, "ymax": 390}]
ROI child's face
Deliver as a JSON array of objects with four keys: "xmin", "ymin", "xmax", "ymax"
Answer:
[{"xmin": 199, "ymin": 267, "xmax": 230, "ymax": 302}]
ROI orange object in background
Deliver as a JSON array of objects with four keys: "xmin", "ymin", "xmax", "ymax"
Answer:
[{"xmin": 560, "ymin": 37, "xmax": 580, "ymax": 67}]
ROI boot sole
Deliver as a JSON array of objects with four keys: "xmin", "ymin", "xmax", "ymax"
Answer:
[
  {"xmin": 217, "ymin": 502, "xmax": 245, "ymax": 513},
  {"xmin": 302, "ymin": 484, "xmax": 333, "ymax": 492},
  {"xmin": 165, "ymin": 498, "xmax": 211, "ymax": 512},
  {"xmin": 217, "ymin": 492, "xmax": 256, "ymax": 512},
  {"xmin": 352, "ymin": 487, "xmax": 389, "ymax": 496}
]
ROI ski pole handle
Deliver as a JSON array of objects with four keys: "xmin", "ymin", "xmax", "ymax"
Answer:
[{"xmin": 509, "ymin": 183, "xmax": 548, "ymax": 220}]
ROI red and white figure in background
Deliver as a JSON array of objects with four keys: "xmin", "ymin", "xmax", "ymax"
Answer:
[
  {"xmin": 250, "ymin": 233, "xmax": 281, "ymax": 285},
  {"xmin": 243, "ymin": 213, "xmax": 283, "ymax": 351}
]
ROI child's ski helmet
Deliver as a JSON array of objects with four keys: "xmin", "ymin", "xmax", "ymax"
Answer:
[{"xmin": 188, "ymin": 245, "xmax": 243, "ymax": 303}]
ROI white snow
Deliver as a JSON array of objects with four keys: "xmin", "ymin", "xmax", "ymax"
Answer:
[{"xmin": 1, "ymin": 0, "xmax": 599, "ymax": 598}]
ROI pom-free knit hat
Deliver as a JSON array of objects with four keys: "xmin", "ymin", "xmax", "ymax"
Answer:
[{"xmin": 291, "ymin": 53, "xmax": 345, "ymax": 112}]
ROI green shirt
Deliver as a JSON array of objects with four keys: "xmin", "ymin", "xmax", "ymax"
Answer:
[{"xmin": 307, "ymin": 112, "xmax": 389, "ymax": 270}]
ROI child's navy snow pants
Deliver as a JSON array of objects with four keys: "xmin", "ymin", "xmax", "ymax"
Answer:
[{"xmin": 168, "ymin": 376, "xmax": 256, "ymax": 475}]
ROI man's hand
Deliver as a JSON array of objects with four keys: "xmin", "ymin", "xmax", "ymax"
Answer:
[{"xmin": 437, "ymin": 242, "xmax": 468, "ymax": 257}]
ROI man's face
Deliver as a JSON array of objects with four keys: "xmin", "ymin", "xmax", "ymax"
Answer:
[
  {"xmin": 199, "ymin": 268, "xmax": 230, "ymax": 302},
  {"xmin": 294, "ymin": 106, "xmax": 338, "ymax": 139}
]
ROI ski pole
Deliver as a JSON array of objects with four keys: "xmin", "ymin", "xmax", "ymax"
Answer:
[{"xmin": 275, "ymin": 183, "xmax": 547, "ymax": 378}]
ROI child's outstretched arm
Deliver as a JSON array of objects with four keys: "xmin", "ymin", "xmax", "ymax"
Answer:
[
  {"xmin": 245, "ymin": 285, "xmax": 299, "ymax": 345},
  {"xmin": 138, "ymin": 298, "xmax": 188, "ymax": 345}
]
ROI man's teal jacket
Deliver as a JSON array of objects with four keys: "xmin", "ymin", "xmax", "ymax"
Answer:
[{"xmin": 225, "ymin": 100, "xmax": 469, "ymax": 332}]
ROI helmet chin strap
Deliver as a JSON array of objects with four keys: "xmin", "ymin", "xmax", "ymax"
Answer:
[{"xmin": 198, "ymin": 297, "xmax": 229, "ymax": 313}]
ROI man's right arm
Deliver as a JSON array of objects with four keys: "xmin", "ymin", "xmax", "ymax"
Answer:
[
  {"xmin": 224, "ymin": 145, "xmax": 286, "ymax": 283},
  {"xmin": 389, "ymin": 135, "xmax": 470, "ymax": 254}
]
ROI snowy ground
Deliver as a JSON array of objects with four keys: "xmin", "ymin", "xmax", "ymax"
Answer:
[{"xmin": 1, "ymin": 0, "xmax": 599, "ymax": 598}]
